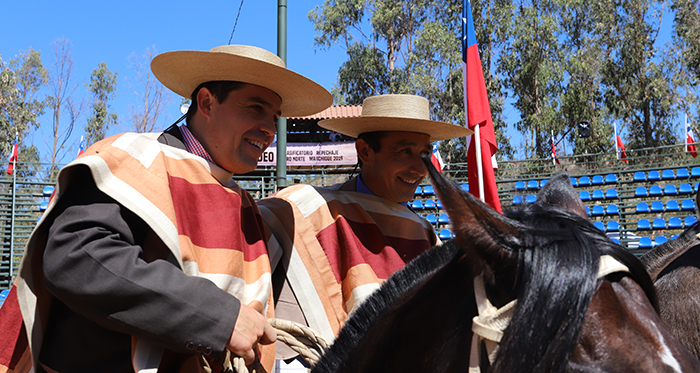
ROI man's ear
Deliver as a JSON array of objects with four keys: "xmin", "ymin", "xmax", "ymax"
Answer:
[
  {"xmin": 196, "ymin": 87, "xmax": 215, "ymax": 119},
  {"xmin": 356, "ymin": 138, "xmax": 375, "ymax": 166}
]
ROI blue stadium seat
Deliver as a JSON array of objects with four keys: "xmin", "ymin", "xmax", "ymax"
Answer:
[
  {"xmin": 42, "ymin": 185, "xmax": 55, "ymax": 196},
  {"xmin": 592, "ymin": 175, "xmax": 604, "ymax": 185},
  {"xmin": 425, "ymin": 214, "xmax": 437, "ymax": 224},
  {"xmin": 679, "ymin": 183, "xmax": 693, "ymax": 194},
  {"xmin": 39, "ymin": 201, "xmax": 49, "ymax": 211},
  {"xmin": 677, "ymin": 168, "xmax": 690, "ymax": 179},
  {"xmin": 604, "ymin": 174, "xmax": 618, "ymax": 184},
  {"xmin": 692, "ymin": 167, "xmax": 700, "ymax": 178},
  {"xmin": 633, "ymin": 171, "xmax": 647, "ymax": 182},
  {"xmin": 606, "ymin": 221, "xmax": 620, "ymax": 232},
  {"xmin": 605, "ymin": 188, "xmax": 618, "ymax": 199},
  {"xmin": 649, "ymin": 185, "xmax": 663, "ymax": 197},
  {"xmin": 634, "ymin": 186, "xmax": 649, "ymax": 197},
  {"xmin": 526, "ymin": 180, "xmax": 539, "ymax": 190},
  {"xmin": 662, "ymin": 169, "xmax": 676, "ymax": 180},
  {"xmin": 438, "ymin": 213, "xmax": 450, "ymax": 224},
  {"xmin": 526, "ymin": 194, "xmax": 537, "ymax": 204},
  {"xmin": 639, "ymin": 237, "xmax": 653, "ymax": 249},
  {"xmin": 512, "ymin": 195, "xmax": 524, "ymax": 205},
  {"xmin": 423, "ymin": 185, "xmax": 435, "ymax": 196},
  {"xmin": 540, "ymin": 179, "xmax": 548, "ymax": 187},
  {"xmin": 650, "ymin": 201, "xmax": 665, "ymax": 213},
  {"xmin": 696, "ymin": 182, "xmax": 700, "ymax": 192},
  {"xmin": 606, "ymin": 204, "xmax": 619, "ymax": 215},
  {"xmin": 414, "ymin": 186, "xmax": 423, "ymax": 196},
  {"xmin": 671, "ymin": 234, "xmax": 679, "ymax": 240},
  {"xmin": 685, "ymin": 216, "xmax": 698, "ymax": 227},
  {"xmin": 648, "ymin": 170, "xmax": 661, "ymax": 181},
  {"xmin": 585, "ymin": 206, "xmax": 590, "ymax": 216},
  {"xmin": 666, "ymin": 200, "xmax": 680, "ymax": 212},
  {"xmin": 637, "ymin": 219, "xmax": 651, "ymax": 230},
  {"xmin": 611, "ymin": 238, "xmax": 620, "ymax": 245},
  {"xmin": 591, "ymin": 190, "xmax": 604, "ymax": 200},
  {"xmin": 578, "ymin": 176, "xmax": 592, "ymax": 186},
  {"xmin": 569, "ymin": 177, "xmax": 578, "ymax": 187},
  {"xmin": 636, "ymin": 202, "xmax": 650, "ymax": 213},
  {"xmin": 514, "ymin": 181, "xmax": 526, "ymax": 191},
  {"xmin": 436, "ymin": 199, "xmax": 443, "ymax": 209},
  {"xmin": 591, "ymin": 205, "xmax": 605, "ymax": 216},
  {"xmin": 652, "ymin": 218, "xmax": 667, "ymax": 230},
  {"xmin": 655, "ymin": 236, "xmax": 669, "ymax": 246},
  {"xmin": 411, "ymin": 200, "xmax": 424, "ymax": 210},
  {"xmin": 423, "ymin": 199, "xmax": 436, "ymax": 209},
  {"xmin": 668, "ymin": 217, "xmax": 683, "ymax": 229},
  {"xmin": 579, "ymin": 190, "xmax": 591, "ymax": 201},
  {"xmin": 593, "ymin": 221, "xmax": 605, "ymax": 231},
  {"xmin": 681, "ymin": 199, "xmax": 695, "ymax": 211},
  {"xmin": 460, "ymin": 184, "xmax": 470, "ymax": 192},
  {"xmin": 663, "ymin": 184, "xmax": 678, "ymax": 196},
  {"xmin": 438, "ymin": 229, "xmax": 453, "ymax": 240}
]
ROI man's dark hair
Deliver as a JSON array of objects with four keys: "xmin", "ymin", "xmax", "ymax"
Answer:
[
  {"xmin": 357, "ymin": 131, "xmax": 388, "ymax": 168},
  {"xmin": 186, "ymin": 81, "xmax": 246, "ymax": 123}
]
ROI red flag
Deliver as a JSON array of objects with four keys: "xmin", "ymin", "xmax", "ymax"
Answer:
[
  {"xmin": 551, "ymin": 132, "xmax": 560, "ymax": 165},
  {"xmin": 7, "ymin": 137, "xmax": 18, "ymax": 175},
  {"xmin": 616, "ymin": 135, "xmax": 628, "ymax": 163},
  {"xmin": 77, "ymin": 135, "xmax": 85, "ymax": 158},
  {"xmin": 431, "ymin": 143, "xmax": 445, "ymax": 173},
  {"xmin": 463, "ymin": 0, "xmax": 502, "ymax": 213},
  {"xmin": 687, "ymin": 123, "xmax": 697, "ymax": 158},
  {"xmin": 0, "ymin": 285, "xmax": 29, "ymax": 371}
]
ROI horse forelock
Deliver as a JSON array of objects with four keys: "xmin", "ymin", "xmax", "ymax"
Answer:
[{"xmin": 493, "ymin": 206, "xmax": 641, "ymax": 372}]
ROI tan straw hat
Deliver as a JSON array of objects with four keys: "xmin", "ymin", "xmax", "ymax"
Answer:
[
  {"xmin": 318, "ymin": 94, "xmax": 472, "ymax": 141},
  {"xmin": 151, "ymin": 44, "xmax": 332, "ymax": 117}
]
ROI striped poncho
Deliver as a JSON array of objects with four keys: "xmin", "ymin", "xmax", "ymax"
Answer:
[
  {"xmin": 258, "ymin": 181, "xmax": 438, "ymax": 344},
  {"xmin": 7, "ymin": 132, "xmax": 274, "ymax": 372}
]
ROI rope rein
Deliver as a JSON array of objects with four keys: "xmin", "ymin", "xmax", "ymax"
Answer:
[{"xmin": 200, "ymin": 318, "xmax": 329, "ymax": 373}]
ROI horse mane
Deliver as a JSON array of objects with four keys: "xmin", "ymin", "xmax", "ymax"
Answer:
[
  {"xmin": 493, "ymin": 205, "xmax": 656, "ymax": 373},
  {"xmin": 310, "ymin": 240, "xmax": 462, "ymax": 373}
]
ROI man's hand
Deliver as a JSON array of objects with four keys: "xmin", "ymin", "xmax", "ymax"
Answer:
[{"xmin": 227, "ymin": 304, "xmax": 277, "ymax": 364}]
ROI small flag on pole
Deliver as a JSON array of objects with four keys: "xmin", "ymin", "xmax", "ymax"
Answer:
[
  {"xmin": 77, "ymin": 136, "xmax": 85, "ymax": 158},
  {"xmin": 551, "ymin": 131, "xmax": 560, "ymax": 165},
  {"xmin": 613, "ymin": 122, "xmax": 628, "ymax": 163},
  {"xmin": 7, "ymin": 136, "xmax": 18, "ymax": 175},
  {"xmin": 431, "ymin": 143, "xmax": 445, "ymax": 173},
  {"xmin": 686, "ymin": 115, "xmax": 697, "ymax": 158}
]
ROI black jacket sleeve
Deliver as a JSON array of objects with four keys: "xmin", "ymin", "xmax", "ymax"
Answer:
[{"xmin": 42, "ymin": 166, "xmax": 240, "ymax": 355}]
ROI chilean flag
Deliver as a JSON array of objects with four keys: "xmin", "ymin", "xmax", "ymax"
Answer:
[
  {"xmin": 6, "ymin": 136, "xmax": 18, "ymax": 175},
  {"xmin": 687, "ymin": 123, "xmax": 697, "ymax": 158},
  {"xmin": 463, "ymin": 0, "xmax": 501, "ymax": 213},
  {"xmin": 616, "ymin": 135, "xmax": 628, "ymax": 163},
  {"xmin": 551, "ymin": 131, "xmax": 560, "ymax": 165},
  {"xmin": 431, "ymin": 143, "xmax": 445, "ymax": 173},
  {"xmin": 77, "ymin": 135, "xmax": 85, "ymax": 158}
]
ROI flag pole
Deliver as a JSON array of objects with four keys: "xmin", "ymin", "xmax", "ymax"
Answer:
[
  {"xmin": 685, "ymin": 114, "xmax": 689, "ymax": 153},
  {"xmin": 614, "ymin": 122, "xmax": 619, "ymax": 161},
  {"xmin": 10, "ymin": 133, "xmax": 17, "ymax": 280}
]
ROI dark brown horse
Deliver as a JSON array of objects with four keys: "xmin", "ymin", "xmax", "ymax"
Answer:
[
  {"xmin": 311, "ymin": 160, "xmax": 700, "ymax": 372},
  {"xmin": 641, "ymin": 189, "xmax": 700, "ymax": 359}
]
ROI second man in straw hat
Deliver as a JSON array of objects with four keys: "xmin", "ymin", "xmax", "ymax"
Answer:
[{"xmin": 257, "ymin": 93, "xmax": 472, "ymax": 367}]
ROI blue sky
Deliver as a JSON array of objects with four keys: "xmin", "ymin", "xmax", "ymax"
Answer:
[{"xmin": 0, "ymin": 0, "xmax": 346, "ymax": 162}]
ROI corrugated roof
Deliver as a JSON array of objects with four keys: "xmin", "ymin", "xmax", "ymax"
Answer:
[{"xmin": 289, "ymin": 105, "xmax": 362, "ymax": 120}]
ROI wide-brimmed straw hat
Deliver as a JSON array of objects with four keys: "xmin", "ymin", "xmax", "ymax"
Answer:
[
  {"xmin": 318, "ymin": 94, "xmax": 472, "ymax": 141},
  {"xmin": 151, "ymin": 44, "xmax": 332, "ymax": 117}
]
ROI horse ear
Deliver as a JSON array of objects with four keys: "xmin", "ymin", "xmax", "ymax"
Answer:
[
  {"xmin": 529, "ymin": 173, "xmax": 588, "ymax": 219},
  {"xmin": 421, "ymin": 154, "xmax": 519, "ymax": 269}
]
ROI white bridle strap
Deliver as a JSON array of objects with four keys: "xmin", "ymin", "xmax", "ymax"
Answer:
[{"xmin": 468, "ymin": 255, "xmax": 630, "ymax": 372}]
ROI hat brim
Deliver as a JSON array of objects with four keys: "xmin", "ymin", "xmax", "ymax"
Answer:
[
  {"xmin": 318, "ymin": 117, "xmax": 473, "ymax": 141},
  {"xmin": 151, "ymin": 50, "xmax": 332, "ymax": 117}
]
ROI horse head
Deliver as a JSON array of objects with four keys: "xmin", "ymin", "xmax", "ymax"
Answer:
[{"xmin": 311, "ymin": 160, "xmax": 700, "ymax": 372}]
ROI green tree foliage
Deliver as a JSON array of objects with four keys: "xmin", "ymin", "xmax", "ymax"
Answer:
[
  {"xmin": 0, "ymin": 48, "xmax": 47, "ymax": 159},
  {"xmin": 85, "ymin": 62, "xmax": 118, "ymax": 147},
  {"xmin": 667, "ymin": 0, "xmax": 700, "ymax": 128}
]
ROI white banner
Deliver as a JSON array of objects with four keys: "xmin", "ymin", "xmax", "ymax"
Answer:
[{"xmin": 258, "ymin": 142, "xmax": 357, "ymax": 166}]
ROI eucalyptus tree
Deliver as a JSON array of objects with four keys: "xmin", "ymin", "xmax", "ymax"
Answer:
[
  {"xmin": 85, "ymin": 62, "xmax": 118, "ymax": 147},
  {"xmin": 665, "ymin": 0, "xmax": 700, "ymax": 129}
]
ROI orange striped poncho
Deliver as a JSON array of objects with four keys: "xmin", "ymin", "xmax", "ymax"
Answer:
[
  {"xmin": 258, "ymin": 182, "xmax": 438, "ymax": 344},
  {"xmin": 9, "ymin": 132, "xmax": 274, "ymax": 372}
]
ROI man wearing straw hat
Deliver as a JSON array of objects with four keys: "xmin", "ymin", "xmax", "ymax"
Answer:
[
  {"xmin": 4, "ymin": 45, "xmax": 331, "ymax": 373},
  {"xmin": 257, "ymin": 93, "xmax": 471, "ymax": 367}
]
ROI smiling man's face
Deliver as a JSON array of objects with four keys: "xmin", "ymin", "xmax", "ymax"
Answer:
[
  {"xmin": 195, "ymin": 83, "xmax": 281, "ymax": 174},
  {"xmin": 357, "ymin": 131, "xmax": 432, "ymax": 203}
]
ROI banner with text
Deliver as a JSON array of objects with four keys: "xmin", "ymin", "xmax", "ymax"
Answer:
[{"xmin": 258, "ymin": 142, "xmax": 357, "ymax": 166}]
